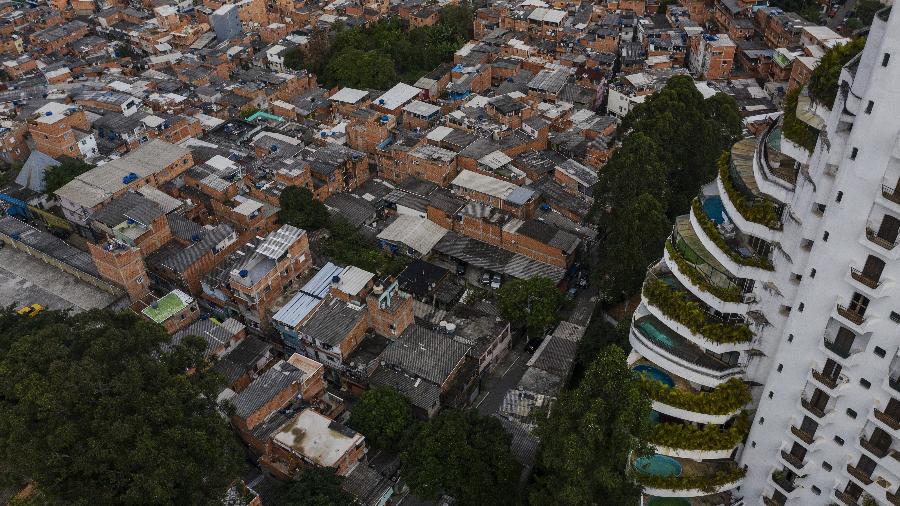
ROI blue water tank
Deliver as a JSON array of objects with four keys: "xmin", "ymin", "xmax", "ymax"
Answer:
[
  {"xmin": 540, "ymin": 203, "xmax": 551, "ymax": 211},
  {"xmin": 378, "ymin": 98, "xmax": 385, "ymax": 105},
  {"xmin": 321, "ymin": 131, "xmax": 328, "ymax": 137},
  {"xmin": 239, "ymin": 269, "xmax": 249, "ymax": 278},
  {"xmin": 332, "ymin": 275, "xmax": 341, "ymax": 283},
  {"xmin": 381, "ymin": 115, "xmax": 389, "ymax": 122},
  {"xmin": 191, "ymin": 233, "xmax": 201, "ymax": 242},
  {"xmin": 271, "ymin": 144, "xmax": 278, "ymax": 152}
]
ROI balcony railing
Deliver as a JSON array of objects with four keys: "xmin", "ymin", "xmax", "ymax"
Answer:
[
  {"xmin": 846, "ymin": 464, "xmax": 874, "ymax": 485},
  {"xmin": 888, "ymin": 490, "xmax": 900, "ymax": 506},
  {"xmin": 781, "ymin": 450, "xmax": 805, "ymax": 470},
  {"xmin": 850, "ymin": 268, "xmax": 882, "ymax": 289},
  {"xmin": 876, "ymin": 409, "xmax": 900, "ymax": 430},
  {"xmin": 860, "ymin": 437, "xmax": 890, "ymax": 458},
  {"xmin": 791, "ymin": 425, "xmax": 814, "ymax": 444},
  {"xmin": 813, "ymin": 369, "xmax": 839, "ymax": 389},
  {"xmin": 836, "ymin": 490, "xmax": 860, "ymax": 506},
  {"xmin": 801, "ymin": 398, "xmax": 827, "ymax": 419},
  {"xmin": 884, "ymin": 185, "xmax": 900, "ymax": 205},
  {"xmin": 837, "ymin": 304, "xmax": 866, "ymax": 325},
  {"xmin": 764, "ymin": 496, "xmax": 785, "ymax": 506},
  {"xmin": 866, "ymin": 227, "xmax": 900, "ymax": 250}
]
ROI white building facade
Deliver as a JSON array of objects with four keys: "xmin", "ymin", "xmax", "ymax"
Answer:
[{"xmin": 627, "ymin": 6, "xmax": 900, "ymax": 504}]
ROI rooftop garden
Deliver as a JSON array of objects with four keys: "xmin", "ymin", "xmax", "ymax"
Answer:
[
  {"xmin": 781, "ymin": 88, "xmax": 818, "ymax": 152},
  {"xmin": 640, "ymin": 375, "xmax": 751, "ymax": 416},
  {"xmin": 649, "ymin": 412, "xmax": 750, "ymax": 451},
  {"xmin": 718, "ymin": 152, "xmax": 782, "ymax": 230},
  {"xmin": 665, "ymin": 242, "xmax": 742, "ymax": 303},
  {"xmin": 691, "ymin": 199, "xmax": 773, "ymax": 270},
  {"xmin": 635, "ymin": 462, "xmax": 746, "ymax": 493},
  {"xmin": 643, "ymin": 278, "xmax": 753, "ymax": 344}
]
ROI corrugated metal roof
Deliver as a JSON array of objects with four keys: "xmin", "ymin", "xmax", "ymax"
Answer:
[{"xmin": 272, "ymin": 262, "xmax": 343, "ymax": 328}]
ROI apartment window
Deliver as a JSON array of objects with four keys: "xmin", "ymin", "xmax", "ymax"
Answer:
[
  {"xmin": 849, "ymin": 292, "xmax": 870, "ymax": 316},
  {"xmin": 788, "ymin": 334, "xmax": 794, "ymax": 343},
  {"xmin": 847, "ymin": 408, "xmax": 858, "ymax": 419},
  {"xmin": 811, "ymin": 486, "xmax": 821, "ymax": 495},
  {"xmin": 777, "ymin": 364, "xmax": 783, "ymax": 372},
  {"xmin": 875, "ymin": 346, "xmax": 887, "ymax": 358},
  {"xmin": 760, "ymin": 416, "xmax": 766, "ymax": 424},
  {"xmin": 860, "ymin": 378, "xmax": 871, "ymax": 389},
  {"xmin": 865, "ymin": 101, "xmax": 874, "ymax": 114},
  {"xmin": 822, "ymin": 461, "xmax": 832, "ymax": 472},
  {"xmin": 834, "ymin": 435, "xmax": 845, "ymax": 445},
  {"xmin": 768, "ymin": 391, "xmax": 774, "ymax": 399},
  {"xmin": 836, "ymin": 191, "xmax": 843, "ymax": 202},
  {"xmin": 810, "ymin": 268, "xmax": 817, "ymax": 278},
  {"xmin": 851, "ymin": 147, "xmax": 859, "ymax": 160},
  {"xmin": 883, "ymin": 53, "xmax": 891, "ymax": 67},
  {"xmin": 823, "ymin": 231, "xmax": 829, "ymax": 241},
  {"xmin": 798, "ymin": 303, "xmax": 805, "ymax": 312}
]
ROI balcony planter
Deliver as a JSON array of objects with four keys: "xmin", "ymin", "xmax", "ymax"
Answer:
[
  {"xmin": 640, "ymin": 376, "xmax": 750, "ymax": 417},
  {"xmin": 665, "ymin": 241, "xmax": 742, "ymax": 303},
  {"xmin": 643, "ymin": 278, "xmax": 753, "ymax": 344},
  {"xmin": 649, "ymin": 412, "xmax": 749, "ymax": 453},
  {"xmin": 692, "ymin": 199, "xmax": 774, "ymax": 270},
  {"xmin": 718, "ymin": 153, "xmax": 782, "ymax": 230},
  {"xmin": 635, "ymin": 464, "xmax": 745, "ymax": 496}
]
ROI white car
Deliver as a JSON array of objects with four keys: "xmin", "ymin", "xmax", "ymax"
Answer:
[{"xmin": 490, "ymin": 273, "xmax": 502, "ymax": 289}]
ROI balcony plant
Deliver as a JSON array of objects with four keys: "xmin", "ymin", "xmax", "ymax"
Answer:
[
  {"xmin": 649, "ymin": 412, "xmax": 750, "ymax": 451},
  {"xmin": 634, "ymin": 462, "xmax": 745, "ymax": 493},
  {"xmin": 665, "ymin": 241, "xmax": 742, "ymax": 303},
  {"xmin": 643, "ymin": 278, "xmax": 753, "ymax": 344},
  {"xmin": 692, "ymin": 199, "xmax": 774, "ymax": 270},
  {"xmin": 640, "ymin": 376, "xmax": 750, "ymax": 416},
  {"xmin": 782, "ymin": 88, "xmax": 818, "ymax": 152},
  {"xmin": 718, "ymin": 153, "xmax": 782, "ymax": 230}
]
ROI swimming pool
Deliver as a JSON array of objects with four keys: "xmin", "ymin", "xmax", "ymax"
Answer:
[
  {"xmin": 702, "ymin": 196, "xmax": 728, "ymax": 225},
  {"xmin": 634, "ymin": 454, "xmax": 683, "ymax": 477},
  {"xmin": 632, "ymin": 364, "xmax": 675, "ymax": 387},
  {"xmin": 637, "ymin": 320, "xmax": 676, "ymax": 351}
]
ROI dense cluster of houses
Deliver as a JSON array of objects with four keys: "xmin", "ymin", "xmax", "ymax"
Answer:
[{"xmin": 0, "ymin": 0, "xmax": 854, "ymax": 501}]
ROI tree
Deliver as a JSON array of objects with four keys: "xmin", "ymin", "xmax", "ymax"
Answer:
[
  {"xmin": 530, "ymin": 345, "xmax": 652, "ymax": 506},
  {"xmin": 349, "ymin": 386, "xmax": 412, "ymax": 450},
  {"xmin": 325, "ymin": 48, "xmax": 397, "ymax": 90},
  {"xmin": 0, "ymin": 309, "xmax": 242, "ymax": 504},
  {"xmin": 322, "ymin": 217, "xmax": 409, "ymax": 276},
  {"xmin": 808, "ymin": 38, "xmax": 866, "ymax": 109},
  {"xmin": 401, "ymin": 409, "xmax": 520, "ymax": 505},
  {"xmin": 278, "ymin": 185, "xmax": 330, "ymax": 231},
  {"xmin": 275, "ymin": 467, "xmax": 353, "ymax": 506},
  {"xmin": 571, "ymin": 317, "xmax": 631, "ymax": 387},
  {"xmin": 848, "ymin": 0, "xmax": 883, "ymax": 27},
  {"xmin": 496, "ymin": 276, "xmax": 564, "ymax": 338},
  {"xmin": 45, "ymin": 158, "xmax": 94, "ymax": 195},
  {"xmin": 596, "ymin": 194, "xmax": 670, "ymax": 299},
  {"xmin": 593, "ymin": 132, "xmax": 668, "ymax": 218}
]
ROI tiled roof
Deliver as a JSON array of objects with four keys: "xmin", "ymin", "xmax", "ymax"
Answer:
[
  {"xmin": 230, "ymin": 360, "xmax": 304, "ymax": 419},
  {"xmin": 380, "ymin": 324, "xmax": 470, "ymax": 385}
]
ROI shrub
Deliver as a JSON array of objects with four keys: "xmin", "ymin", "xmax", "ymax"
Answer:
[
  {"xmin": 640, "ymin": 376, "xmax": 750, "ymax": 415},
  {"xmin": 665, "ymin": 242, "xmax": 742, "ymax": 302},
  {"xmin": 808, "ymin": 38, "xmax": 866, "ymax": 109},
  {"xmin": 643, "ymin": 278, "xmax": 753, "ymax": 344},
  {"xmin": 692, "ymin": 199, "xmax": 774, "ymax": 270},
  {"xmin": 718, "ymin": 152, "xmax": 782, "ymax": 230},
  {"xmin": 649, "ymin": 412, "xmax": 750, "ymax": 451}
]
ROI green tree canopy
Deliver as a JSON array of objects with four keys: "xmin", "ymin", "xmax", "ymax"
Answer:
[
  {"xmin": 349, "ymin": 386, "xmax": 413, "ymax": 449},
  {"xmin": 496, "ymin": 276, "xmax": 563, "ymax": 338},
  {"xmin": 401, "ymin": 409, "xmax": 521, "ymax": 505},
  {"xmin": 45, "ymin": 158, "xmax": 94, "ymax": 195},
  {"xmin": 0, "ymin": 309, "xmax": 242, "ymax": 504},
  {"xmin": 530, "ymin": 345, "xmax": 652, "ymax": 505},
  {"xmin": 278, "ymin": 185, "xmax": 330, "ymax": 231},
  {"xmin": 322, "ymin": 217, "xmax": 409, "ymax": 276},
  {"xmin": 808, "ymin": 37, "xmax": 866, "ymax": 109},
  {"xmin": 275, "ymin": 466, "xmax": 353, "ymax": 506},
  {"xmin": 596, "ymin": 193, "xmax": 671, "ymax": 299},
  {"xmin": 593, "ymin": 132, "xmax": 668, "ymax": 217}
]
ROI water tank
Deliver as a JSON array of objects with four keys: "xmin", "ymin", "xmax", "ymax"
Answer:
[
  {"xmin": 378, "ymin": 98, "xmax": 385, "ymax": 105},
  {"xmin": 380, "ymin": 115, "xmax": 389, "ymax": 123},
  {"xmin": 271, "ymin": 144, "xmax": 278, "ymax": 152},
  {"xmin": 191, "ymin": 233, "xmax": 201, "ymax": 242},
  {"xmin": 540, "ymin": 203, "xmax": 551, "ymax": 211},
  {"xmin": 332, "ymin": 275, "xmax": 341, "ymax": 284},
  {"xmin": 445, "ymin": 323, "xmax": 456, "ymax": 334},
  {"xmin": 372, "ymin": 284, "xmax": 384, "ymax": 295},
  {"xmin": 321, "ymin": 131, "xmax": 328, "ymax": 137},
  {"xmin": 239, "ymin": 269, "xmax": 249, "ymax": 278}
]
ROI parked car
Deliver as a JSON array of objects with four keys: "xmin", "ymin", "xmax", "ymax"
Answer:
[
  {"xmin": 480, "ymin": 272, "xmax": 492, "ymax": 285},
  {"xmin": 828, "ymin": 6, "xmax": 838, "ymax": 17},
  {"xmin": 490, "ymin": 273, "xmax": 502, "ymax": 289},
  {"xmin": 16, "ymin": 304, "xmax": 44, "ymax": 317}
]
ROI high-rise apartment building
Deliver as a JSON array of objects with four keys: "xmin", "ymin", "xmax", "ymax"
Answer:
[{"xmin": 627, "ymin": 7, "xmax": 900, "ymax": 504}]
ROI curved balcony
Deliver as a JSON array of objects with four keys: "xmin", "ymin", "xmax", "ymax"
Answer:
[
  {"xmin": 717, "ymin": 142, "xmax": 784, "ymax": 243},
  {"xmin": 753, "ymin": 122, "xmax": 797, "ymax": 204},
  {"xmin": 689, "ymin": 201, "xmax": 776, "ymax": 283},
  {"xmin": 663, "ymin": 242, "xmax": 751, "ymax": 315},
  {"xmin": 642, "ymin": 276, "xmax": 753, "ymax": 355},
  {"xmin": 629, "ymin": 315, "xmax": 743, "ymax": 389},
  {"xmin": 650, "ymin": 413, "xmax": 749, "ymax": 460},
  {"xmin": 639, "ymin": 369, "xmax": 749, "ymax": 425},
  {"xmin": 634, "ymin": 458, "xmax": 745, "ymax": 498}
]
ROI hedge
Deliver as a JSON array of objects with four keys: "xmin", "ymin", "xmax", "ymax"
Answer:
[
  {"xmin": 718, "ymin": 152, "xmax": 782, "ymax": 230},
  {"xmin": 692, "ymin": 199, "xmax": 774, "ymax": 270},
  {"xmin": 649, "ymin": 412, "xmax": 750, "ymax": 451},
  {"xmin": 635, "ymin": 463, "xmax": 746, "ymax": 493},
  {"xmin": 641, "ymin": 376, "xmax": 750, "ymax": 416},
  {"xmin": 665, "ymin": 241, "xmax": 742, "ymax": 303}
]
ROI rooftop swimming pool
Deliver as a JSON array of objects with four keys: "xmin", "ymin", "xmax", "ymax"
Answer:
[
  {"xmin": 634, "ymin": 454, "xmax": 682, "ymax": 477},
  {"xmin": 632, "ymin": 364, "xmax": 675, "ymax": 387},
  {"xmin": 702, "ymin": 196, "xmax": 727, "ymax": 225}
]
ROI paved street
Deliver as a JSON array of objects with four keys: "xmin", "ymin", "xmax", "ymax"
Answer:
[
  {"xmin": 475, "ymin": 340, "xmax": 530, "ymax": 416},
  {"xmin": 827, "ymin": 0, "xmax": 856, "ymax": 29}
]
